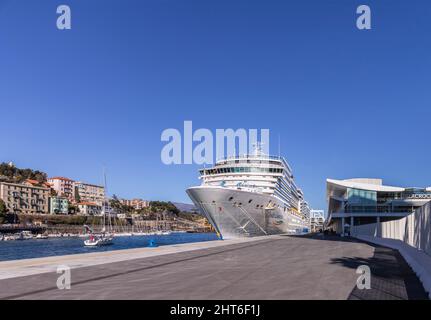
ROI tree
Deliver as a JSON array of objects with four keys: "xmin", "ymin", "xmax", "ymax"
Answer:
[
  {"xmin": 149, "ymin": 201, "xmax": 180, "ymax": 215},
  {"xmin": 109, "ymin": 194, "xmax": 123, "ymax": 211},
  {"xmin": 0, "ymin": 199, "xmax": 8, "ymax": 224},
  {"xmin": 68, "ymin": 204, "xmax": 78, "ymax": 214},
  {"xmin": 0, "ymin": 162, "xmax": 48, "ymax": 183},
  {"xmin": 74, "ymin": 186, "xmax": 81, "ymax": 203},
  {"xmin": 110, "ymin": 195, "xmax": 134, "ymax": 214}
]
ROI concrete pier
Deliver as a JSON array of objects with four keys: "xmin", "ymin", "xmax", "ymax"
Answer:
[{"xmin": 0, "ymin": 234, "xmax": 427, "ymax": 300}]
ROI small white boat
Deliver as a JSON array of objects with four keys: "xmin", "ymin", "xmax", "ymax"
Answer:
[
  {"xmin": 35, "ymin": 234, "xmax": 49, "ymax": 239},
  {"xmin": 15, "ymin": 231, "xmax": 33, "ymax": 240},
  {"xmin": 2, "ymin": 234, "xmax": 16, "ymax": 241},
  {"xmin": 84, "ymin": 232, "xmax": 114, "ymax": 246},
  {"xmin": 155, "ymin": 230, "xmax": 171, "ymax": 236}
]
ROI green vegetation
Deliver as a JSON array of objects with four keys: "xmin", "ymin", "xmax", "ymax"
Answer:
[
  {"xmin": 0, "ymin": 162, "xmax": 47, "ymax": 183},
  {"xmin": 130, "ymin": 201, "xmax": 181, "ymax": 220},
  {"xmin": 109, "ymin": 195, "xmax": 134, "ymax": 215},
  {"xmin": 108, "ymin": 197, "xmax": 180, "ymax": 217},
  {"xmin": 0, "ymin": 199, "xmax": 7, "ymax": 224},
  {"xmin": 148, "ymin": 201, "xmax": 180, "ymax": 215},
  {"xmin": 68, "ymin": 204, "xmax": 79, "ymax": 214},
  {"xmin": 74, "ymin": 186, "xmax": 81, "ymax": 203},
  {"xmin": 178, "ymin": 211, "xmax": 203, "ymax": 222},
  {"xmin": 0, "ymin": 199, "xmax": 7, "ymax": 214},
  {"xmin": 16, "ymin": 214, "xmax": 106, "ymax": 226}
]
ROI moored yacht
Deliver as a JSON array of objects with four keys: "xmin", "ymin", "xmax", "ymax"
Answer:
[
  {"xmin": 83, "ymin": 171, "xmax": 115, "ymax": 247},
  {"xmin": 15, "ymin": 231, "xmax": 34, "ymax": 240},
  {"xmin": 186, "ymin": 145, "xmax": 310, "ymax": 238}
]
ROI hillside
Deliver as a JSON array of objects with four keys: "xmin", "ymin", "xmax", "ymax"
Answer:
[
  {"xmin": 0, "ymin": 162, "xmax": 47, "ymax": 184},
  {"xmin": 172, "ymin": 202, "xmax": 198, "ymax": 213}
]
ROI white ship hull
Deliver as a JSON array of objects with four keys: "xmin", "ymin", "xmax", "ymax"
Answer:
[{"xmin": 187, "ymin": 186, "xmax": 309, "ymax": 238}]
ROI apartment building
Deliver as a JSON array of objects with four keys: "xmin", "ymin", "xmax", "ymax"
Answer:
[
  {"xmin": 300, "ymin": 200, "xmax": 311, "ymax": 220},
  {"xmin": 120, "ymin": 198, "xmax": 150, "ymax": 210},
  {"xmin": 0, "ymin": 180, "xmax": 50, "ymax": 214},
  {"xmin": 77, "ymin": 202, "xmax": 102, "ymax": 216},
  {"xmin": 310, "ymin": 209, "xmax": 325, "ymax": 232},
  {"xmin": 49, "ymin": 196, "xmax": 69, "ymax": 214},
  {"xmin": 297, "ymin": 188, "xmax": 311, "ymax": 219},
  {"xmin": 47, "ymin": 177, "xmax": 75, "ymax": 200},
  {"xmin": 74, "ymin": 181, "xmax": 105, "ymax": 205}
]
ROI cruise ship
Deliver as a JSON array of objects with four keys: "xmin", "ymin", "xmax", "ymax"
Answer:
[{"xmin": 186, "ymin": 145, "xmax": 309, "ymax": 238}]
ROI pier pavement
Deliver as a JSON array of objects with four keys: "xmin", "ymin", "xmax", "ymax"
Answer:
[{"xmin": 0, "ymin": 234, "xmax": 427, "ymax": 300}]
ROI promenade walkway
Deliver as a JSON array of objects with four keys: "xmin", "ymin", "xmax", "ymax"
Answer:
[{"xmin": 0, "ymin": 234, "xmax": 427, "ymax": 300}]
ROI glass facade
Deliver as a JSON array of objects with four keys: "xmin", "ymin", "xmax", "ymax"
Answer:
[
  {"xmin": 202, "ymin": 167, "xmax": 283, "ymax": 175},
  {"xmin": 343, "ymin": 188, "xmax": 417, "ymax": 214},
  {"xmin": 347, "ymin": 188, "xmax": 376, "ymax": 204}
]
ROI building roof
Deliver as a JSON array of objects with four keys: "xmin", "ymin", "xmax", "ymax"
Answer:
[
  {"xmin": 48, "ymin": 177, "xmax": 74, "ymax": 182},
  {"xmin": 75, "ymin": 181, "xmax": 104, "ymax": 188},
  {"xmin": 327, "ymin": 178, "xmax": 405, "ymax": 192},
  {"xmin": 23, "ymin": 179, "xmax": 51, "ymax": 189},
  {"xmin": 25, "ymin": 179, "xmax": 40, "ymax": 186},
  {"xmin": 78, "ymin": 202, "xmax": 100, "ymax": 206}
]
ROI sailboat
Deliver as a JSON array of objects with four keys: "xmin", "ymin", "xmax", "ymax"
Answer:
[
  {"xmin": 84, "ymin": 171, "xmax": 115, "ymax": 247},
  {"xmin": 83, "ymin": 223, "xmax": 114, "ymax": 246}
]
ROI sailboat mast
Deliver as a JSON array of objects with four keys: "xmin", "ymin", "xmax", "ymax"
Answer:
[{"xmin": 103, "ymin": 168, "xmax": 112, "ymax": 232}]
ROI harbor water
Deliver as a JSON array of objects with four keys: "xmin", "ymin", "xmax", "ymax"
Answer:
[{"xmin": 0, "ymin": 232, "xmax": 219, "ymax": 262}]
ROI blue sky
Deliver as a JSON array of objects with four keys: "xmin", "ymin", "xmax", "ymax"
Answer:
[{"xmin": 1, "ymin": 0, "xmax": 430, "ymax": 212}]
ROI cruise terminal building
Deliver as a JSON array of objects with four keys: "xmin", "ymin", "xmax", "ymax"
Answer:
[{"xmin": 326, "ymin": 178, "xmax": 431, "ymax": 235}]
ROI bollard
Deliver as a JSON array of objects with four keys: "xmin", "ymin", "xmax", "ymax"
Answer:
[{"xmin": 148, "ymin": 239, "xmax": 158, "ymax": 247}]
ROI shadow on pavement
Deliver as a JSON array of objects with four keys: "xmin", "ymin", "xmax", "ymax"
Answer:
[{"xmin": 287, "ymin": 233, "xmax": 428, "ymax": 300}]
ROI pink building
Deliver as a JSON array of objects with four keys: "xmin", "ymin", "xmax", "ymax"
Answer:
[{"xmin": 47, "ymin": 177, "xmax": 75, "ymax": 200}]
